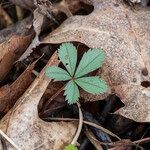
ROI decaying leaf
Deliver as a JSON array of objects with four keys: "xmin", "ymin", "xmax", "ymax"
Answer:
[
  {"xmin": 0, "ymin": 16, "xmax": 33, "ymax": 44},
  {"xmin": 42, "ymin": 0, "xmax": 150, "ymax": 122},
  {"xmin": 0, "ymin": 34, "xmax": 34, "ymax": 81},
  {"xmin": 18, "ymin": 9, "xmax": 44, "ymax": 61},
  {"xmin": 10, "ymin": 0, "xmax": 36, "ymax": 11},
  {"xmin": 17, "ymin": 0, "xmax": 94, "ymax": 61},
  {"xmin": 0, "ymin": 52, "xmax": 77, "ymax": 149},
  {"xmin": 0, "ymin": 5, "xmax": 13, "ymax": 27},
  {"xmin": 10, "ymin": 0, "xmax": 91, "ymax": 16},
  {"xmin": 0, "ymin": 62, "xmax": 35, "ymax": 116}
]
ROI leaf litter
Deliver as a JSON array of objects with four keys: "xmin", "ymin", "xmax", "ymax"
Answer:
[
  {"xmin": 0, "ymin": 61, "xmax": 35, "ymax": 117},
  {"xmin": 0, "ymin": 52, "xmax": 77, "ymax": 149},
  {"xmin": 0, "ymin": 0, "xmax": 150, "ymax": 149},
  {"xmin": 43, "ymin": 0, "xmax": 150, "ymax": 122},
  {"xmin": 0, "ymin": 34, "xmax": 34, "ymax": 81}
]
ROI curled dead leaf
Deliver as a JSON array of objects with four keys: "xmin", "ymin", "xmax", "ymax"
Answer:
[
  {"xmin": 10, "ymin": 0, "xmax": 36, "ymax": 11},
  {"xmin": 0, "ymin": 62, "xmax": 35, "ymax": 117},
  {"xmin": 0, "ymin": 34, "xmax": 34, "ymax": 81},
  {"xmin": 0, "ymin": 16, "xmax": 33, "ymax": 44},
  {"xmin": 18, "ymin": 9, "xmax": 44, "ymax": 61}
]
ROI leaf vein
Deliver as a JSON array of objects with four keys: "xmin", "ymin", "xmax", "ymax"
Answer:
[
  {"xmin": 77, "ymin": 79, "xmax": 104, "ymax": 90},
  {"xmin": 76, "ymin": 52, "xmax": 102, "ymax": 77}
]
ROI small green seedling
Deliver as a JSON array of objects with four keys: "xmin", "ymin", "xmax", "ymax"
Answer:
[
  {"xmin": 64, "ymin": 144, "xmax": 78, "ymax": 150},
  {"xmin": 45, "ymin": 43, "xmax": 107, "ymax": 104}
]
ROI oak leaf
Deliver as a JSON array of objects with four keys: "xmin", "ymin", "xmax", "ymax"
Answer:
[{"xmin": 43, "ymin": 0, "xmax": 150, "ymax": 122}]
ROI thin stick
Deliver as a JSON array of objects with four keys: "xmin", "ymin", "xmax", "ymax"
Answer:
[
  {"xmin": 133, "ymin": 137, "xmax": 150, "ymax": 144},
  {"xmin": 44, "ymin": 117, "xmax": 121, "ymax": 140},
  {"xmin": 134, "ymin": 127, "xmax": 150, "ymax": 149},
  {"xmin": 16, "ymin": 6, "xmax": 23, "ymax": 20},
  {"xmin": 0, "ymin": 129, "xmax": 20, "ymax": 150},
  {"xmin": 84, "ymin": 120, "xmax": 121, "ymax": 140},
  {"xmin": 71, "ymin": 102, "xmax": 83, "ymax": 145}
]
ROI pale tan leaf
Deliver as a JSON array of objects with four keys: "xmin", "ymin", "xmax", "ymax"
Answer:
[
  {"xmin": 0, "ymin": 52, "xmax": 77, "ymax": 150},
  {"xmin": 42, "ymin": 0, "xmax": 150, "ymax": 122}
]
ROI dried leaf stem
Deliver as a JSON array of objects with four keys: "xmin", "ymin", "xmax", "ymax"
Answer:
[
  {"xmin": 71, "ymin": 102, "xmax": 83, "ymax": 145},
  {"xmin": 44, "ymin": 117, "xmax": 121, "ymax": 140}
]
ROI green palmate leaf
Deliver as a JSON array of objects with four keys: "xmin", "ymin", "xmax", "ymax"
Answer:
[
  {"xmin": 74, "ymin": 49, "xmax": 106, "ymax": 78},
  {"xmin": 75, "ymin": 76, "xmax": 107, "ymax": 94},
  {"xmin": 64, "ymin": 144, "xmax": 78, "ymax": 150},
  {"xmin": 45, "ymin": 43, "xmax": 108, "ymax": 105},
  {"xmin": 45, "ymin": 66, "xmax": 71, "ymax": 81},
  {"xmin": 58, "ymin": 43, "xmax": 77, "ymax": 76},
  {"xmin": 64, "ymin": 80, "xmax": 80, "ymax": 104}
]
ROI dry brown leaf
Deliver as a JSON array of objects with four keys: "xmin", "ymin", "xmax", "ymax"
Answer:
[
  {"xmin": 10, "ymin": 0, "xmax": 36, "ymax": 11},
  {"xmin": 0, "ymin": 34, "xmax": 34, "ymax": 81},
  {"xmin": 42, "ymin": 0, "xmax": 150, "ymax": 122},
  {"xmin": 18, "ymin": 9, "xmax": 44, "ymax": 61},
  {"xmin": 0, "ymin": 5, "xmax": 13, "ymax": 27},
  {"xmin": 18, "ymin": 0, "xmax": 84, "ymax": 61},
  {"xmin": 0, "ymin": 62, "xmax": 35, "ymax": 116},
  {"xmin": 0, "ymin": 16, "xmax": 33, "ymax": 44},
  {"xmin": 0, "ymin": 52, "xmax": 77, "ymax": 150},
  {"xmin": 10, "ymin": 0, "xmax": 90, "ymax": 14}
]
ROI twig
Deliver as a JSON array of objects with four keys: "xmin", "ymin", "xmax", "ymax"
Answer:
[
  {"xmin": 83, "ymin": 120, "xmax": 121, "ymax": 140},
  {"xmin": 135, "ymin": 127, "xmax": 150, "ymax": 149},
  {"xmin": 85, "ymin": 127, "xmax": 103, "ymax": 149},
  {"xmin": 0, "ymin": 129, "xmax": 20, "ymax": 150},
  {"xmin": 16, "ymin": 6, "xmax": 23, "ymax": 20},
  {"xmin": 43, "ymin": 117, "xmax": 121, "ymax": 140},
  {"xmin": 133, "ymin": 137, "xmax": 150, "ymax": 144},
  {"xmin": 32, "ymin": 70, "xmax": 39, "ymax": 76},
  {"xmin": 0, "ymin": 134, "xmax": 7, "ymax": 150},
  {"xmin": 71, "ymin": 102, "xmax": 83, "ymax": 145}
]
